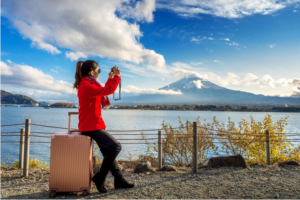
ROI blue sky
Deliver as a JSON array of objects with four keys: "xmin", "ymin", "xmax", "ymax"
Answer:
[{"xmin": 1, "ymin": 0, "xmax": 300, "ymax": 103}]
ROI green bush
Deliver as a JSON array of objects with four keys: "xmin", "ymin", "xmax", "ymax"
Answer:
[{"xmin": 142, "ymin": 115, "xmax": 300, "ymax": 166}]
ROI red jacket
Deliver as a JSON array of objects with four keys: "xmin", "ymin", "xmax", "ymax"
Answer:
[{"xmin": 77, "ymin": 75, "xmax": 121, "ymax": 132}]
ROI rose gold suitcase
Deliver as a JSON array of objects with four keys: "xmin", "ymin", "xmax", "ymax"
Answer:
[{"xmin": 49, "ymin": 112, "xmax": 94, "ymax": 198}]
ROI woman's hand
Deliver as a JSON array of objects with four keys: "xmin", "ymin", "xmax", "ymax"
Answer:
[
  {"xmin": 111, "ymin": 65, "xmax": 121, "ymax": 76},
  {"xmin": 108, "ymin": 71, "xmax": 114, "ymax": 79}
]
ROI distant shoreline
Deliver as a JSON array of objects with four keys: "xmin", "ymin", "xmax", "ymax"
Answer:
[
  {"xmin": 1, "ymin": 106, "xmax": 300, "ymax": 112},
  {"xmin": 110, "ymin": 108, "xmax": 300, "ymax": 112}
]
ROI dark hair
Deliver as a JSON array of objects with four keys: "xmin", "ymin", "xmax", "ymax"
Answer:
[{"xmin": 73, "ymin": 60, "xmax": 98, "ymax": 89}]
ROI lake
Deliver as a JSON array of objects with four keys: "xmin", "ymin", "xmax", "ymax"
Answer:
[{"xmin": 1, "ymin": 107, "xmax": 299, "ymax": 165}]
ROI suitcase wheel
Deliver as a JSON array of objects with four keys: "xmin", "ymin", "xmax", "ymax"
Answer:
[
  {"xmin": 82, "ymin": 190, "xmax": 89, "ymax": 196},
  {"xmin": 49, "ymin": 190, "xmax": 57, "ymax": 198}
]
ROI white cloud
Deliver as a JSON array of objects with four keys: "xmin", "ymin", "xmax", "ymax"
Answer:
[
  {"xmin": 123, "ymin": 85, "xmax": 182, "ymax": 95},
  {"xmin": 214, "ymin": 60, "xmax": 222, "ymax": 63},
  {"xmin": 119, "ymin": 0, "xmax": 155, "ymax": 22},
  {"xmin": 1, "ymin": 61, "xmax": 75, "ymax": 95},
  {"xmin": 157, "ymin": 0, "xmax": 300, "ymax": 18},
  {"xmin": 66, "ymin": 51, "xmax": 88, "ymax": 61},
  {"xmin": 269, "ymin": 44, "xmax": 276, "ymax": 48},
  {"xmin": 172, "ymin": 62, "xmax": 194, "ymax": 70},
  {"xmin": 190, "ymin": 62, "xmax": 203, "ymax": 66},
  {"xmin": 259, "ymin": 75, "xmax": 276, "ymax": 88},
  {"xmin": 0, "ymin": 61, "xmax": 14, "ymax": 75},
  {"xmin": 278, "ymin": 78, "xmax": 300, "ymax": 91},
  {"xmin": 227, "ymin": 42, "xmax": 239, "ymax": 46},
  {"xmin": 293, "ymin": 9, "xmax": 298, "ymax": 12},
  {"xmin": 159, "ymin": 61, "xmax": 299, "ymax": 97},
  {"xmin": 146, "ymin": 63, "xmax": 169, "ymax": 74},
  {"xmin": 193, "ymin": 80, "xmax": 203, "ymax": 89},
  {"xmin": 289, "ymin": 79, "xmax": 300, "ymax": 97},
  {"xmin": 224, "ymin": 73, "xmax": 240, "ymax": 85},
  {"xmin": 277, "ymin": 78, "xmax": 291, "ymax": 87},
  {"xmin": 2, "ymin": 0, "xmax": 165, "ymax": 67},
  {"xmin": 220, "ymin": 38, "xmax": 240, "ymax": 46},
  {"xmin": 191, "ymin": 37, "xmax": 200, "ymax": 42},
  {"xmin": 171, "ymin": 67, "xmax": 205, "ymax": 80},
  {"xmin": 120, "ymin": 62, "xmax": 168, "ymax": 77},
  {"xmin": 211, "ymin": 72, "xmax": 276, "ymax": 88},
  {"xmin": 169, "ymin": 62, "xmax": 206, "ymax": 80},
  {"xmin": 291, "ymin": 79, "xmax": 300, "ymax": 89},
  {"xmin": 191, "ymin": 36, "xmax": 214, "ymax": 44},
  {"xmin": 168, "ymin": 61, "xmax": 298, "ymax": 94},
  {"xmin": 51, "ymin": 69, "xmax": 59, "ymax": 74},
  {"xmin": 12, "ymin": 20, "xmax": 61, "ymax": 55},
  {"xmin": 31, "ymin": 41, "xmax": 61, "ymax": 54},
  {"xmin": 120, "ymin": 73, "xmax": 136, "ymax": 78},
  {"xmin": 7, "ymin": 60, "xmax": 12, "ymax": 64},
  {"xmin": 119, "ymin": 63, "xmax": 153, "ymax": 77},
  {"xmin": 242, "ymin": 73, "xmax": 259, "ymax": 86},
  {"xmin": 15, "ymin": 89, "xmax": 75, "ymax": 103}
]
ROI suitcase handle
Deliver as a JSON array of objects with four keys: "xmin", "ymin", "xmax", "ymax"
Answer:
[{"xmin": 68, "ymin": 112, "xmax": 79, "ymax": 133}]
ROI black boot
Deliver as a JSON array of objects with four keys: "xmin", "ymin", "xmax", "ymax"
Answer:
[
  {"xmin": 114, "ymin": 176, "xmax": 135, "ymax": 189},
  {"xmin": 92, "ymin": 174, "xmax": 107, "ymax": 193}
]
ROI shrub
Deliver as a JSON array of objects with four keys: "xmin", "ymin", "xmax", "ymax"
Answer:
[
  {"xmin": 1, "ymin": 158, "xmax": 48, "ymax": 169},
  {"xmin": 142, "ymin": 117, "xmax": 216, "ymax": 167},
  {"xmin": 212, "ymin": 114, "xmax": 300, "ymax": 165},
  {"xmin": 1, "ymin": 158, "xmax": 10, "ymax": 169},
  {"xmin": 142, "ymin": 114, "xmax": 300, "ymax": 166},
  {"xmin": 28, "ymin": 158, "xmax": 48, "ymax": 169}
]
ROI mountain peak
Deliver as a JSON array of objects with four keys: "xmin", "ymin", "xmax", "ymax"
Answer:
[
  {"xmin": 181, "ymin": 73, "xmax": 204, "ymax": 80},
  {"xmin": 160, "ymin": 74, "xmax": 226, "ymax": 91}
]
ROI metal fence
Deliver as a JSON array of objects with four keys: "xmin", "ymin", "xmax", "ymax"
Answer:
[{"xmin": 1, "ymin": 118, "xmax": 300, "ymax": 177}]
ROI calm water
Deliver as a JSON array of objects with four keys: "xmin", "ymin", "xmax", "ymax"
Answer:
[{"xmin": 1, "ymin": 107, "xmax": 299, "ymax": 165}]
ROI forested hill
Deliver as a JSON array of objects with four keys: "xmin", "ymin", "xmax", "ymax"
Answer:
[{"xmin": 1, "ymin": 90, "xmax": 39, "ymax": 105}]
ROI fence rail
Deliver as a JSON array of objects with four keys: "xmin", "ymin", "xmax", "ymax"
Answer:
[
  {"xmin": 2, "ymin": 122, "xmax": 299, "ymax": 135},
  {"xmin": 1, "ymin": 123, "xmax": 25, "ymax": 127},
  {"xmin": 1, "ymin": 119, "xmax": 300, "ymax": 177}
]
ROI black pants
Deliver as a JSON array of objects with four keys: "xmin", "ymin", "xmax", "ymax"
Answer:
[{"xmin": 81, "ymin": 129, "xmax": 123, "ymax": 182}]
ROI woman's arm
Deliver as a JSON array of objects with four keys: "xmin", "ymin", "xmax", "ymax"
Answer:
[{"xmin": 84, "ymin": 75, "xmax": 121, "ymax": 98}]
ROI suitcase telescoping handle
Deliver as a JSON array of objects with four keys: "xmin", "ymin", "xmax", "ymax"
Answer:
[
  {"xmin": 68, "ymin": 112, "xmax": 96, "ymax": 173},
  {"xmin": 68, "ymin": 112, "xmax": 79, "ymax": 133}
]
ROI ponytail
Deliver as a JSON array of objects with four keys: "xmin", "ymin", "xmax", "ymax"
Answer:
[
  {"xmin": 73, "ymin": 61, "xmax": 83, "ymax": 89},
  {"xmin": 73, "ymin": 60, "xmax": 99, "ymax": 89}
]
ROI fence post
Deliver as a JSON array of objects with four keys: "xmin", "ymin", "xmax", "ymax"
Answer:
[
  {"xmin": 265, "ymin": 129, "xmax": 270, "ymax": 165},
  {"xmin": 23, "ymin": 119, "xmax": 31, "ymax": 177},
  {"xmin": 158, "ymin": 130, "xmax": 162, "ymax": 170},
  {"xmin": 193, "ymin": 121, "xmax": 198, "ymax": 174},
  {"xmin": 19, "ymin": 128, "xmax": 25, "ymax": 169}
]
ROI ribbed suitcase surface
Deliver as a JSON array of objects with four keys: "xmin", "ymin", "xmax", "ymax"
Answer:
[{"xmin": 49, "ymin": 132, "xmax": 93, "ymax": 196}]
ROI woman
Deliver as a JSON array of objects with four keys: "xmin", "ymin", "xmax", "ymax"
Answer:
[{"xmin": 73, "ymin": 60, "xmax": 134, "ymax": 193}]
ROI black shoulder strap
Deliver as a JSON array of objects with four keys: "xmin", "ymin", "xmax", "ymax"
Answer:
[{"xmin": 113, "ymin": 80, "xmax": 121, "ymax": 100}]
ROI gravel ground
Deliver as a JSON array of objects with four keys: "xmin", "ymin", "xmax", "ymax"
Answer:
[{"xmin": 1, "ymin": 165, "xmax": 300, "ymax": 199}]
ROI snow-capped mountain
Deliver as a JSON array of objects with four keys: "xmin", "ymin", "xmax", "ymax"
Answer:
[
  {"xmin": 160, "ymin": 74, "xmax": 226, "ymax": 91},
  {"xmin": 118, "ymin": 74, "xmax": 300, "ymax": 105}
]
